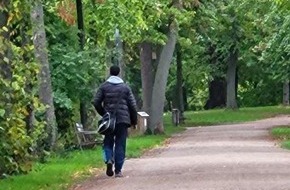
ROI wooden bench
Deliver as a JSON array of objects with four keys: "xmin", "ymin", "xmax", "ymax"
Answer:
[{"xmin": 75, "ymin": 123, "xmax": 103, "ymax": 150}]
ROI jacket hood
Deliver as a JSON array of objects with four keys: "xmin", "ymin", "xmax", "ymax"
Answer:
[{"xmin": 107, "ymin": 76, "xmax": 124, "ymax": 84}]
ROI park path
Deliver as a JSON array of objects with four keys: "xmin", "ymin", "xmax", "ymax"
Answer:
[{"xmin": 73, "ymin": 115, "xmax": 290, "ymax": 190}]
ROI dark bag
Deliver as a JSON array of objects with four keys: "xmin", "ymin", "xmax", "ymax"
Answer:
[
  {"xmin": 97, "ymin": 112, "xmax": 116, "ymax": 135},
  {"xmin": 97, "ymin": 91, "xmax": 123, "ymax": 135}
]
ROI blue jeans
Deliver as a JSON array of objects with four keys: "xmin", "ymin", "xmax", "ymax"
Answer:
[{"xmin": 102, "ymin": 123, "xmax": 129, "ymax": 173}]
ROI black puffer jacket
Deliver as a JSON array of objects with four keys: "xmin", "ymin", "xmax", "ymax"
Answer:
[{"xmin": 93, "ymin": 76, "xmax": 137, "ymax": 126}]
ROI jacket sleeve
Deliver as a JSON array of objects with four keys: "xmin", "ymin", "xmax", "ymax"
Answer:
[
  {"xmin": 127, "ymin": 87, "xmax": 138, "ymax": 125},
  {"xmin": 93, "ymin": 87, "xmax": 105, "ymax": 116}
]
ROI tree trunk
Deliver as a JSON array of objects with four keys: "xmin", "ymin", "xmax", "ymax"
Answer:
[
  {"xmin": 149, "ymin": 27, "xmax": 177, "ymax": 134},
  {"xmin": 140, "ymin": 42, "xmax": 154, "ymax": 114},
  {"xmin": 204, "ymin": 45, "xmax": 226, "ymax": 109},
  {"xmin": 106, "ymin": 40, "xmax": 114, "ymax": 76},
  {"xmin": 226, "ymin": 47, "xmax": 238, "ymax": 109},
  {"xmin": 21, "ymin": 18, "xmax": 36, "ymax": 131},
  {"xmin": 183, "ymin": 85, "xmax": 188, "ymax": 110},
  {"xmin": 175, "ymin": 44, "xmax": 184, "ymax": 123},
  {"xmin": 76, "ymin": 0, "xmax": 88, "ymax": 127},
  {"xmin": 30, "ymin": 0, "xmax": 57, "ymax": 149},
  {"xmin": 204, "ymin": 78, "xmax": 226, "ymax": 109},
  {"xmin": 118, "ymin": 41, "xmax": 125, "ymax": 79},
  {"xmin": 76, "ymin": 0, "xmax": 85, "ymax": 49},
  {"xmin": 283, "ymin": 80, "xmax": 289, "ymax": 106},
  {"xmin": 25, "ymin": 105, "xmax": 35, "ymax": 131},
  {"xmin": 114, "ymin": 29, "xmax": 125, "ymax": 79}
]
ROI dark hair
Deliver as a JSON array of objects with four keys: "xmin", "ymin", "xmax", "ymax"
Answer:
[{"xmin": 110, "ymin": 65, "xmax": 120, "ymax": 76}]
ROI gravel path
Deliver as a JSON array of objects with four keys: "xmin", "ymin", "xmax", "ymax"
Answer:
[{"xmin": 73, "ymin": 115, "xmax": 290, "ymax": 190}]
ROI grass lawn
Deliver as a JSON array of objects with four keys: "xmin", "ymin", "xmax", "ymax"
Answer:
[
  {"xmin": 1, "ymin": 105, "xmax": 289, "ymax": 190},
  {"xmin": 271, "ymin": 126, "xmax": 290, "ymax": 150},
  {"xmin": 0, "ymin": 121, "xmax": 184, "ymax": 190},
  {"xmin": 0, "ymin": 150, "xmax": 104, "ymax": 190},
  {"xmin": 183, "ymin": 106, "xmax": 290, "ymax": 127}
]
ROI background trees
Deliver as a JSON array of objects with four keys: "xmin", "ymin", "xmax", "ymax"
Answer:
[
  {"xmin": 1, "ymin": 0, "xmax": 290, "ymax": 176},
  {"xmin": 31, "ymin": 0, "xmax": 57, "ymax": 149}
]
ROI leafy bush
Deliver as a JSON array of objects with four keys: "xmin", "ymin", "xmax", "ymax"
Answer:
[{"xmin": 0, "ymin": 45, "xmax": 46, "ymax": 177}]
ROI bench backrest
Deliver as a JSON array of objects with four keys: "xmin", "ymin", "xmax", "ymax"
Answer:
[{"xmin": 76, "ymin": 123, "xmax": 84, "ymax": 132}]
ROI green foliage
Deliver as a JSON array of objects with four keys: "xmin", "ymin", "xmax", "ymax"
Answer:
[
  {"xmin": 42, "ymin": 3, "xmax": 105, "ymax": 140},
  {"xmin": 85, "ymin": 0, "xmax": 195, "ymax": 46},
  {"xmin": 0, "ymin": 0, "xmax": 47, "ymax": 176},
  {"xmin": 2, "ymin": 0, "xmax": 290, "ymax": 179},
  {"xmin": 44, "ymin": 4, "xmax": 104, "ymax": 108},
  {"xmin": 238, "ymin": 79, "xmax": 282, "ymax": 107},
  {"xmin": 0, "ymin": 42, "xmax": 46, "ymax": 176},
  {"xmin": 50, "ymin": 45, "xmax": 104, "ymax": 106},
  {"xmin": 260, "ymin": 6, "xmax": 290, "ymax": 82},
  {"xmin": 166, "ymin": 53, "xmax": 210, "ymax": 111},
  {"xmin": 183, "ymin": 53, "xmax": 210, "ymax": 110},
  {"xmin": 187, "ymin": 0, "xmax": 287, "ymax": 108}
]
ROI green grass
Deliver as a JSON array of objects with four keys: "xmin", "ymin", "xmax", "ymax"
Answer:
[
  {"xmin": 0, "ymin": 124, "xmax": 184, "ymax": 190},
  {"xmin": 127, "ymin": 134, "xmax": 169, "ymax": 158},
  {"xmin": 183, "ymin": 106, "xmax": 290, "ymax": 127},
  {"xmin": 271, "ymin": 126, "xmax": 290, "ymax": 150},
  {"xmin": 0, "ymin": 149, "xmax": 104, "ymax": 190},
  {"xmin": 1, "ymin": 105, "xmax": 289, "ymax": 190},
  {"xmin": 282, "ymin": 141, "xmax": 290, "ymax": 149}
]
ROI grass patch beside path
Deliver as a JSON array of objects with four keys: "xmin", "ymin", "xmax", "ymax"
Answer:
[
  {"xmin": 0, "ymin": 149, "xmax": 104, "ymax": 190},
  {"xmin": 184, "ymin": 106, "xmax": 290, "ymax": 127},
  {"xmin": 271, "ymin": 126, "xmax": 290, "ymax": 150},
  {"xmin": 0, "ymin": 124, "xmax": 184, "ymax": 190},
  {"xmin": 1, "ymin": 105, "xmax": 289, "ymax": 190}
]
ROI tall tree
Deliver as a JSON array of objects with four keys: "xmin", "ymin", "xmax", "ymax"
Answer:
[
  {"xmin": 149, "ymin": 24, "xmax": 178, "ymax": 133},
  {"xmin": 195, "ymin": 0, "xmax": 262, "ymax": 110},
  {"xmin": 85, "ymin": 0, "xmax": 193, "ymax": 133},
  {"xmin": 225, "ymin": 6, "xmax": 240, "ymax": 109},
  {"xmin": 147, "ymin": 0, "xmax": 198, "ymax": 132},
  {"xmin": 283, "ymin": 81, "xmax": 289, "ymax": 106},
  {"xmin": 114, "ymin": 28, "xmax": 125, "ymax": 78},
  {"xmin": 76, "ymin": 0, "xmax": 88, "ymax": 127},
  {"xmin": 202, "ymin": 42, "xmax": 226, "ymax": 109},
  {"xmin": 260, "ymin": 2, "xmax": 290, "ymax": 106},
  {"xmin": 175, "ymin": 43, "xmax": 185, "ymax": 122},
  {"xmin": 226, "ymin": 46, "xmax": 238, "ymax": 109},
  {"xmin": 30, "ymin": 0, "xmax": 57, "ymax": 149},
  {"xmin": 140, "ymin": 42, "xmax": 154, "ymax": 114}
]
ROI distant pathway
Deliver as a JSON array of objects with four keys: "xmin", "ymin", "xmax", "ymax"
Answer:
[{"xmin": 73, "ymin": 115, "xmax": 290, "ymax": 190}]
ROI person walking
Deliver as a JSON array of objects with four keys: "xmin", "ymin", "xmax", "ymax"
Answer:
[{"xmin": 93, "ymin": 65, "xmax": 137, "ymax": 177}]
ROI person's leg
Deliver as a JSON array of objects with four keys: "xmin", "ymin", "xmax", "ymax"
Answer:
[
  {"xmin": 114, "ymin": 123, "xmax": 128, "ymax": 176},
  {"xmin": 103, "ymin": 133, "xmax": 115, "ymax": 162},
  {"xmin": 103, "ymin": 133, "xmax": 115, "ymax": 176}
]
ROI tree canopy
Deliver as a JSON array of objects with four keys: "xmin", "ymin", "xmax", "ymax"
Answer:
[{"xmin": 1, "ymin": 0, "xmax": 290, "ymax": 176}]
